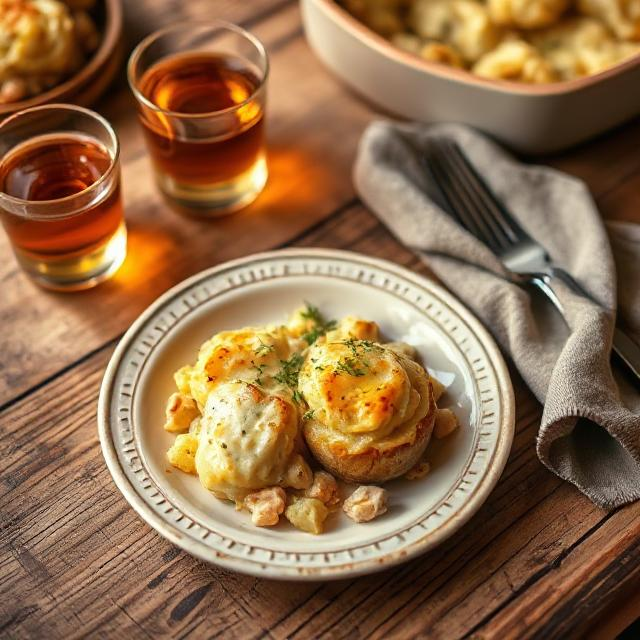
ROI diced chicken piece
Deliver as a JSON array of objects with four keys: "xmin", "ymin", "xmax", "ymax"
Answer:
[
  {"xmin": 244, "ymin": 487, "xmax": 286, "ymax": 527},
  {"xmin": 163, "ymin": 392, "xmax": 200, "ymax": 433},
  {"xmin": 343, "ymin": 486, "xmax": 388, "ymax": 523},
  {"xmin": 305, "ymin": 471, "xmax": 340, "ymax": 506}
]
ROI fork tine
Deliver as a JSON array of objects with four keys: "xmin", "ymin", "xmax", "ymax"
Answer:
[
  {"xmin": 445, "ymin": 140, "xmax": 525, "ymax": 245},
  {"xmin": 425, "ymin": 144, "xmax": 502, "ymax": 253},
  {"xmin": 433, "ymin": 139, "xmax": 513, "ymax": 253},
  {"xmin": 429, "ymin": 141, "xmax": 508, "ymax": 253}
]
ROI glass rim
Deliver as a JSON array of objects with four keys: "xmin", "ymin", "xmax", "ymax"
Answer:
[
  {"xmin": 0, "ymin": 103, "xmax": 120, "ymax": 213},
  {"xmin": 127, "ymin": 19, "xmax": 270, "ymax": 120}
]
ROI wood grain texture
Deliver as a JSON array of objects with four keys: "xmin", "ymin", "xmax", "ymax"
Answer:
[
  {"xmin": 1, "ymin": 205, "xmax": 638, "ymax": 640},
  {"xmin": 1, "ymin": 0, "xmax": 640, "ymax": 638}
]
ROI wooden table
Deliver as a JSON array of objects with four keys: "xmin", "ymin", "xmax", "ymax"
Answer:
[{"xmin": 1, "ymin": 1, "xmax": 639, "ymax": 638}]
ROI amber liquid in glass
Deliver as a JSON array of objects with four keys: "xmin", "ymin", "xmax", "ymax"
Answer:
[
  {"xmin": 0, "ymin": 134, "xmax": 124, "ymax": 288},
  {"xmin": 138, "ymin": 52, "xmax": 266, "ymax": 209}
]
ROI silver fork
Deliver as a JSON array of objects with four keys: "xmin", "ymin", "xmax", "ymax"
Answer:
[{"xmin": 424, "ymin": 137, "xmax": 640, "ymax": 382}]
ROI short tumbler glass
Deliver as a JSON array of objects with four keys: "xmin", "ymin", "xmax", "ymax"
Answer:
[
  {"xmin": 0, "ymin": 104, "xmax": 126, "ymax": 291},
  {"xmin": 128, "ymin": 21, "xmax": 269, "ymax": 215}
]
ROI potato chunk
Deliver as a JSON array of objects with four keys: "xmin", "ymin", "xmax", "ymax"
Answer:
[
  {"xmin": 244, "ymin": 487, "xmax": 286, "ymax": 527},
  {"xmin": 285, "ymin": 497, "xmax": 330, "ymax": 534},
  {"xmin": 343, "ymin": 486, "xmax": 388, "ymax": 523},
  {"xmin": 305, "ymin": 471, "xmax": 340, "ymax": 506},
  {"xmin": 166, "ymin": 434, "xmax": 199, "ymax": 474},
  {"xmin": 434, "ymin": 408, "xmax": 459, "ymax": 439},
  {"xmin": 173, "ymin": 365, "xmax": 193, "ymax": 396},
  {"xmin": 163, "ymin": 392, "xmax": 200, "ymax": 433}
]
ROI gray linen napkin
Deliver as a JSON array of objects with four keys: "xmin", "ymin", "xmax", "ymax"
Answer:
[{"xmin": 354, "ymin": 121, "xmax": 640, "ymax": 509}]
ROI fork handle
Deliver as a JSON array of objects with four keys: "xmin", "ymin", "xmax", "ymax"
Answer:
[{"xmin": 532, "ymin": 270, "xmax": 640, "ymax": 383}]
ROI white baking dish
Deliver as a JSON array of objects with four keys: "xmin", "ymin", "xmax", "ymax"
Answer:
[{"xmin": 300, "ymin": 0, "xmax": 640, "ymax": 154}]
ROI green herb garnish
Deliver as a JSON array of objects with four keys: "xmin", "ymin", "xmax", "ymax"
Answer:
[
  {"xmin": 251, "ymin": 361, "xmax": 267, "ymax": 386},
  {"xmin": 331, "ymin": 339, "xmax": 381, "ymax": 377},
  {"xmin": 303, "ymin": 409, "xmax": 315, "ymax": 421},
  {"xmin": 274, "ymin": 353, "xmax": 304, "ymax": 387},
  {"xmin": 273, "ymin": 352, "xmax": 305, "ymax": 403},
  {"xmin": 340, "ymin": 338, "xmax": 380, "ymax": 355},
  {"xmin": 254, "ymin": 337, "xmax": 275, "ymax": 356},
  {"xmin": 334, "ymin": 356, "xmax": 368, "ymax": 377},
  {"xmin": 300, "ymin": 302, "xmax": 337, "ymax": 345}
]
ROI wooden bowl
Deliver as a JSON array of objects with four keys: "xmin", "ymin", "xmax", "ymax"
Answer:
[{"xmin": 0, "ymin": 0, "xmax": 123, "ymax": 119}]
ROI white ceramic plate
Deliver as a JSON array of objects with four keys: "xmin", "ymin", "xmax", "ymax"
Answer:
[{"xmin": 98, "ymin": 249, "xmax": 514, "ymax": 580}]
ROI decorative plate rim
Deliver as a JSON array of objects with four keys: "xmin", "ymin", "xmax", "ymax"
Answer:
[{"xmin": 98, "ymin": 248, "xmax": 515, "ymax": 580}]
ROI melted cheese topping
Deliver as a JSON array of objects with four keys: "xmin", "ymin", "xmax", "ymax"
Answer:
[
  {"xmin": 196, "ymin": 381, "xmax": 299, "ymax": 502},
  {"xmin": 325, "ymin": 315, "xmax": 380, "ymax": 342},
  {"xmin": 167, "ymin": 309, "xmax": 433, "ymax": 495},
  {"xmin": 303, "ymin": 354, "xmax": 432, "ymax": 455},
  {"xmin": 175, "ymin": 327, "xmax": 292, "ymax": 409},
  {"xmin": 299, "ymin": 340, "xmax": 416, "ymax": 437}
]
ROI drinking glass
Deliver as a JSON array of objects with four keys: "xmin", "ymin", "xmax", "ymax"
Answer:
[
  {"xmin": 0, "ymin": 104, "xmax": 126, "ymax": 291},
  {"xmin": 128, "ymin": 21, "xmax": 269, "ymax": 215}
]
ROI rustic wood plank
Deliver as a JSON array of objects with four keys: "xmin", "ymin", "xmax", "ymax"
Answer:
[
  {"xmin": 2, "ymin": 1, "xmax": 640, "ymax": 637},
  {"xmin": 472, "ymin": 501, "xmax": 640, "ymax": 640},
  {"xmin": 585, "ymin": 586, "xmax": 640, "ymax": 640},
  {"xmin": 542, "ymin": 119, "xmax": 640, "ymax": 212},
  {"xmin": 0, "ymin": 2, "xmax": 373, "ymax": 406},
  {"xmin": 2, "ymin": 204, "xmax": 636, "ymax": 640}
]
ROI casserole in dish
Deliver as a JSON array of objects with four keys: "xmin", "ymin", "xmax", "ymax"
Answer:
[{"xmin": 301, "ymin": 0, "xmax": 640, "ymax": 153}]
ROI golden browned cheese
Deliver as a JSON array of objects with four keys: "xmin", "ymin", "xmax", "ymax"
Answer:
[
  {"xmin": 409, "ymin": 0, "xmax": 499, "ymax": 63},
  {"xmin": 487, "ymin": 0, "xmax": 569, "ymax": 29},
  {"xmin": 300, "ymin": 340, "xmax": 420, "ymax": 438},
  {"xmin": 342, "ymin": 0, "xmax": 640, "ymax": 84},
  {"xmin": 528, "ymin": 17, "xmax": 640, "ymax": 79},
  {"xmin": 578, "ymin": 0, "xmax": 640, "ymax": 41},
  {"xmin": 175, "ymin": 326, "xmax": 293, "ymax": 409},
  {"xmin": 473, "ymin": 40, "xmax": 558, "ymax": 82},
  {"xmin": 168, "ymin": 313, "xmax": 320, "ymax": 503},
  {"xmin": 195, "ymin": 381, "xmax": 306, "ymax": 502},
  {"xmin": 299, "ymin": 327, "xmax": 436, "ymax": 482}
]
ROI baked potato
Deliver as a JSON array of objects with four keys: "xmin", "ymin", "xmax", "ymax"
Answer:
[
  {"xmin": 304, "ymin": 406, "xmax": 435, "ymax": 483},
  {"xmin": 299, "ymin": 334, "xmax": 436, "ymax": 483}
]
